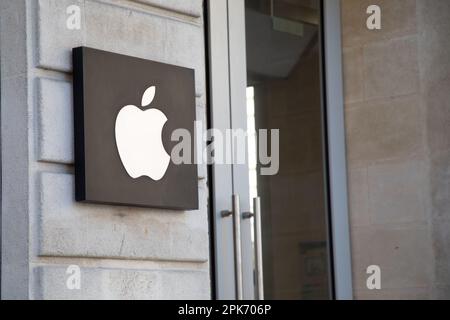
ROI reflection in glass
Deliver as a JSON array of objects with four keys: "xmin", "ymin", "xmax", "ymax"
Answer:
[{"xmin": 245, "ymin": 0, "xmax": 332, "ymax": 300}]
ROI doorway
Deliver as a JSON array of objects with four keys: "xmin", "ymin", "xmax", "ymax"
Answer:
[{"xmin": 207, "ymin": 0, "xmax": 352, "ymax": 300}]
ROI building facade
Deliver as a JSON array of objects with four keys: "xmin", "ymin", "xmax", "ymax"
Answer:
[{"xmin": 1, "ymin": 0, "xmax": 449, "ymax": 300}]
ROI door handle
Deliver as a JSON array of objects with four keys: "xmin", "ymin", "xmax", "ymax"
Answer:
[
  {"xmin": 221, "ymin": 194, "xmax": 243, "ymax": 300},
  {"xmin": 253, "ymin": 197, "xmax": 264, "ymax": 300},
  {"xmin": 244, "ymin": 197, "xmax": 264, "ymax": 300}
]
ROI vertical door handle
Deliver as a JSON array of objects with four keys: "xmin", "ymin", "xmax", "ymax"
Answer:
[
  {"xmin": 232, "ymin": 194, "xmax": 243, "ymax": 300},
  {"xmin": 253, "ymin": 197, "xmax": 264, "ymax": 300},
  {"xmin": 221, "ymin": 194, "xmax": 243, "ymax": 300},
  {"xmin": 244, "ymin": 197, "xmax": 264, "ymax": 300}
]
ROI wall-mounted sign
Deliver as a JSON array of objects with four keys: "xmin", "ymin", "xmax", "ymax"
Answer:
[{"xmin": 73, "ymin": 47, "xmax": 198, "ymax": 210}]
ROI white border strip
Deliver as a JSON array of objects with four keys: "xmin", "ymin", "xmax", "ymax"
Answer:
[{"xmin": 323, "ymin": 0, "xmax": 353, "ymax": 300}]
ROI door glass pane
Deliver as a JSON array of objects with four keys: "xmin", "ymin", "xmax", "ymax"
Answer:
[{"xmin": 245, "ymin": 0, "xmax": 332, "ymax": 299}]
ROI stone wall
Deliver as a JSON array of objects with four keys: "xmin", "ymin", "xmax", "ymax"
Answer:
[
  {"xmin": 342, "ymin": 0, "xmax": 450, "ymax": 299},
  {"xmin": 1, "ymin": 0, "xmax": 210, "ymax": 300},
  {"xmin": 417, "ymin": 0, "xmax": 450, "ymax": 299}
]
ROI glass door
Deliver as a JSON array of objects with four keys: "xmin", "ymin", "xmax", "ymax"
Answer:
[
  {"xmin": 208, "ymin": 0, "xmax": 352, "ymax": 300},
  {"xmin": 243, "ymin": 0, "xmax": 332, "ymax": 300}
]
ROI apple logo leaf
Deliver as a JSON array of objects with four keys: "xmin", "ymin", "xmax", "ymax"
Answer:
[{"xmin": 141, "ymin": 86, "xmax": 156, "ymax": 107}]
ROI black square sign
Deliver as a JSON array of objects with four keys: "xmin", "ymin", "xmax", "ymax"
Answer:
[{"xmin": 73, "ymin": 47, "xmax": 198, "ymax": 210}]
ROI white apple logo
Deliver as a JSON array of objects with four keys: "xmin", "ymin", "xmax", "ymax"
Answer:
[{"xmin": 115, "ymin": 86, "xmax": 170, "ymax": 180}]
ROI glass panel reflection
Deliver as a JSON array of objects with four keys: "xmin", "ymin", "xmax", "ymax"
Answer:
[{"xmin": 245, "ymin": 0, "xmax": 332, "ymax": 300}]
